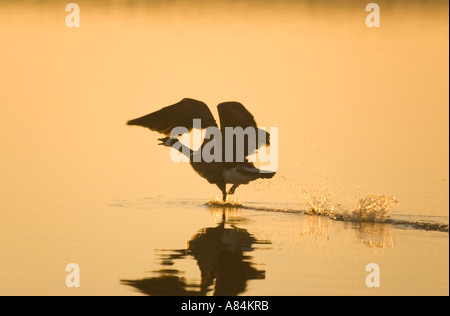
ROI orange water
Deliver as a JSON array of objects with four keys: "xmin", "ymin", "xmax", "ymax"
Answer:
[{"xmin": 0, "ymin": 0, "xmax": 448, "ymax": 295}]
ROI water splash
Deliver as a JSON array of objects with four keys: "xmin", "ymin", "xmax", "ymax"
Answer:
[
  {"xmin": 303, "ymin": 191, "xmax": 398, "ymax": 223},
  {"xmin": 303, "ymin": 191, "xmax": 337, "ymax": 219},
  {"xmin": 203, "ymin": 191, "xmax": 448, "ymax": 232},
  {"xmin": 208, "ymin": 195, "xmax": 243, "ymax": 208},
  {"xmin": 344, "ymin": 195, "xmax": 399, "ymax": 223}
]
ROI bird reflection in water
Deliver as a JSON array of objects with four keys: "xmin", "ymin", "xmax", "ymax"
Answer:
[{"xmin": 121, "ymin": 209, "xmax": 270, "ymax": 296}]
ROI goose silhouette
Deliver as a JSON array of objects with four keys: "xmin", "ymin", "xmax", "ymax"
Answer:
[{"xmin": 127, "ymin": 98, "xmax": 275, "ymax": 201}]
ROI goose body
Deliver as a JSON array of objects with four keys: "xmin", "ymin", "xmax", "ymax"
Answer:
[{"xmin": 127, "ymin": 98, "xmax": 275, "ymax": 201}]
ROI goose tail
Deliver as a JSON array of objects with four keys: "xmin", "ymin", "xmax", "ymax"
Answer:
[{"xmin": 258, "ymin": 171, "xmax": 276, "ymax": 179}]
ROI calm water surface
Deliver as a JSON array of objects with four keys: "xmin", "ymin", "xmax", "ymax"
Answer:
[{"xmin": 0, "ymin": 0, "xmax": 448, "ymax": 295}]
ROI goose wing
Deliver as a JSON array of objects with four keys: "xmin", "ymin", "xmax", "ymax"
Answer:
[
  {"xmin": 127, "ymin": 98, "xmax": 218, "ymax": 135},
  {"xmin": 217, "ymin": 102, "xmax": 270, "ymax": 159}
]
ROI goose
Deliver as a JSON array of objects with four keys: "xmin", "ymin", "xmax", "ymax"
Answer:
[{"xmin": 127, "ymin": 98, "xmax": 275, "ymax": 201}]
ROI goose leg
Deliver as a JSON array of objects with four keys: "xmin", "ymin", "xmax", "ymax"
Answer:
[
  {"xmin": 227, "ymin": 184, "xmax": 240, "ymax": 195},
  {"xmin": 217, "ymin": 183, "xmax": 227, "ymax": 202}
]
